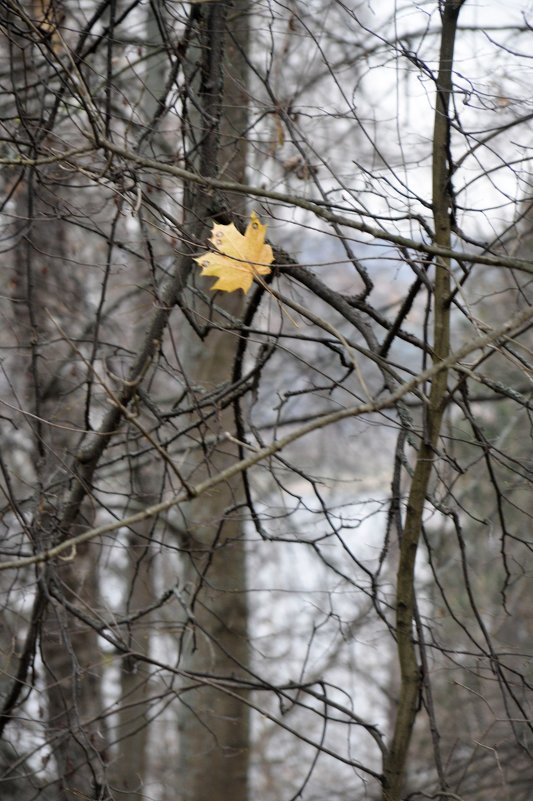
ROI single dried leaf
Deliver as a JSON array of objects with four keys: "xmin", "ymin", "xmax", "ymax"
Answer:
[{"xmin": 194, "ymin": 211, "xmax": 274, "ymax": 294}]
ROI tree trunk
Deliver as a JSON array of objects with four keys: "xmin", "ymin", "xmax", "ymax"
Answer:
[
  {"xmin": 13, "ymin": 177, "xmax": 108, "ymax": 799},
  {"xmin": 110, "ymin": 518, "xmax": 153, "ymax": 800},
  {"xmin": 178, "ymin": 2, "xmax": 251, "ymax": 800},
  {"xmin": 4, "ymin": 6, "xmax": 108, "ymax": 793}
]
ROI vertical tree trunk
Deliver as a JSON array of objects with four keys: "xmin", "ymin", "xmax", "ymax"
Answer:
[
  {"xmin": 13, "ymin": 177, "xmax": 108, "ymax": 799},
  {"xmin": 110, "ymin": 511, "xmax": 153, "ymax": 799},
  {"xmin": 178, "ymin": 3, "xmax": 251, "ymax": 800},
  {"xmin": 4, "ymin": 5, "xmax": 107, "ymax": 795}
]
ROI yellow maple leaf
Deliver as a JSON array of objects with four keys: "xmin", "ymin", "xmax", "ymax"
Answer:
[{"xmin": 194, "ymin": 211, "xmax": 274, "ymax": 294}]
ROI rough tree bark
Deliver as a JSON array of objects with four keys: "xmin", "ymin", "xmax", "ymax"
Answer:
[
  {"xmin": 2, "ymin": 4, "xmax": 108, "ymax": 797},
  {"xmin": 10, "ymin": 173, "xmax": 107, "ymax": 799},
  {"xmin": 177, "ymin": 2, "xmax": 251, "ymax": 800}
]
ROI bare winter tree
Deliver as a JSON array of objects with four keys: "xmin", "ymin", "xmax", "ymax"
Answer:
[{"xmin": 0, "ymin": 1, "xmax": 532, "ymax": 800}]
